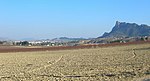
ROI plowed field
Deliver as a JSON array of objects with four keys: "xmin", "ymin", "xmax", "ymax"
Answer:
[{"xmin": 0, "ymin": 42, "xmax": 150, "ymax": 81}]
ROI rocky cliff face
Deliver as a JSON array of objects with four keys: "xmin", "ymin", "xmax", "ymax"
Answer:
[{"xmin": 100, "ymin": 21, "xmax": 150, "ymax": 38}]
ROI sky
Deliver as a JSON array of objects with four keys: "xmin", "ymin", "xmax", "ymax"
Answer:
[{"xmin": 0, "ymin": 0, "xmax": 150, "ymax": 40}]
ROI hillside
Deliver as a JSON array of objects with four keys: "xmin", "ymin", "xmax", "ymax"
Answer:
[
  {"xmin": 100, "ymin": 21, "xmax": 150, "ymax": 38},
  {"xmin": 51, "ymin": 37, "xmax": 87, "ymax": 42}
]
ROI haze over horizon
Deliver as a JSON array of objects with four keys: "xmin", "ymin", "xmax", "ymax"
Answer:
[{"xmin": 0, "ymin": 0, "xmax": 150, "ymax": 40}]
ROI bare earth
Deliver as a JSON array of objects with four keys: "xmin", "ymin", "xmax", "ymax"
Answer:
[{"xmin": 0, "ymin": 43, "xmax": 150, "ymax": 81}]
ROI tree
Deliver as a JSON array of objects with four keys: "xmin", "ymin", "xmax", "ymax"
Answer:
[{"xmin": 21, "ymin": 41, "xmax": 29, "ymax": 46}]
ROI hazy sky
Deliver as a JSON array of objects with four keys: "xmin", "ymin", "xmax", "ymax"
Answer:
[{"xmin": 0, "ymin": 0, "xmax": 150, "ymax": 40}]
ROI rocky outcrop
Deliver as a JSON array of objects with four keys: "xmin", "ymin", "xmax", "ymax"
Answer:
[{"xmin": 100, "ymin": 21, "xmax": 150, "ymax": 38}]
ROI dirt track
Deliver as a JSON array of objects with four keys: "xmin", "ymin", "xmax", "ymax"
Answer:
[
  {"xmin": 0, "ymin": 42, "xmax": 150, "ymax": 81},
  {"xmin": 0, "ymin": 41, "xmax": 150, "ymax": 53}
]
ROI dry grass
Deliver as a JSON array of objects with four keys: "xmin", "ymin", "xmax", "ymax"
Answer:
[{"xmin": 0, "ymin": 43, "xmax": 150, "ymax": 81}]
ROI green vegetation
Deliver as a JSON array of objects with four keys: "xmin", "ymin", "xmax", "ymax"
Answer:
[{"xmin": 15, "ymin": 41, "xmax": 29, "ymax": 46}]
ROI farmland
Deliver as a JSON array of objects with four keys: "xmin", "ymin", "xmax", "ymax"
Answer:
[{"xmin": 0, "ymin": 43, "xmax": 150, "ymax": 81}]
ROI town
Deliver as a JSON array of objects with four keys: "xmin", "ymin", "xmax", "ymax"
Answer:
[{"xmin": 0, "ymin": 36, "xmax": 150, "ymax": 47}]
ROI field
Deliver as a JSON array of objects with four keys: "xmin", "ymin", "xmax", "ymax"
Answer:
[{"xmin": 0, "ymin": 43, "xmax": 150, "ymax": 81}]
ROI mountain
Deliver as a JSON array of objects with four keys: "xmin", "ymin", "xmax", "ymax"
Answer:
[
  {"xmin": 21, "ymin": 38, "xmax": 37, "ymax": 41},
  {"xmin": 100, "ymin": 21, "xmax": 150, "ymax": 38},
  {"xmin": 0, "ymin": 37, "xmax": 10, "ymax": 41},
  {"xmin": 59, "ymin": 37, "xmax": 86, "ymax": 40},
  {"xmin": 51, "ymin": 37, "xmax": 87, "ymax": 42}
]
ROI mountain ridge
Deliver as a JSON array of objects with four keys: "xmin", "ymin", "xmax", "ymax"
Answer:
[{"xmin": 100, "ymin": 21, "xmax": 150, "ymax": 38}]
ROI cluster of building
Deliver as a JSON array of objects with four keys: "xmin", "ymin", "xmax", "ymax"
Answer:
[{"xmin": 0, "ymin": 36, "xmax": 150, "ymax": 46}]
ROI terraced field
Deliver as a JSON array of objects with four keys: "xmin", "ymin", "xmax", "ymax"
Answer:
[{"xmin": 0, "ymin": 43, "xmax": 150, "ymax": 81}]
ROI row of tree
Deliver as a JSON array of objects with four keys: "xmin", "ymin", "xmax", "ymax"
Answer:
[{"xmin": 15, "ymin": 41, "xmax": 29, "ymax": 46}]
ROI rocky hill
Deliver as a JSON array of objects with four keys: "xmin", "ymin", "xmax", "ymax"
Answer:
[
  {"xmin": 51, "ymin": 37, "xmax": 87, "ymax": 42},
  {"xmin": 100, "ymin": 21, "xmax": 150, "ymax": 38}
]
